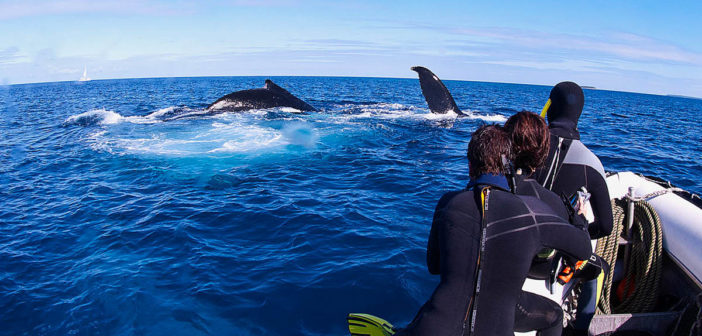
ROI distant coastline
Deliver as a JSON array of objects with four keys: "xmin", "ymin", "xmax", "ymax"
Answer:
[{"xmin": 667, "ymin": 94, "xmax": 702, "ymax": 100}]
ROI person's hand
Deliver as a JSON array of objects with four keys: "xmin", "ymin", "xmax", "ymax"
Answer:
[{"xmin": 577, "ymin": 198, "xmax": 589, "ymax": 218}]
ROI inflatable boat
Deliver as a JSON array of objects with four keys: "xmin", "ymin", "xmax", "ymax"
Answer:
[
  {"xmin": 518, "ymin": 171, "xmax": 702, "ymax": 335},
  {"xmin": 348, "ymin": 172, "xmax": 701, "ymax": 336}
]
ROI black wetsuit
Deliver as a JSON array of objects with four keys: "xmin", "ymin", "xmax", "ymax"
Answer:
[
  {"xmin": 515, "ymin": 174, "xmax": 587, "ymax": 230},
  {"xmin": 533, "ymin": 82, "xmax": 613, "ymax": 239},
  {"xmin": 396, "ymin": 175, "xmax": 592, "ymax": 336},
  {"xmin": 533, "ymin": 81, "xmax": 614, "ymax": 332},
  {"xmin": 512, "ymin": 174, "xmax": 589, "ymax": 336},
  {"xmin": 513, "ymin": 291, "xmax": 564, "ymax": 336}
]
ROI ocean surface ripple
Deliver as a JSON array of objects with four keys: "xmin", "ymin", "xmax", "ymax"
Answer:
[{"xmin": 0, "ymin": 77, "xmax": 700, "ymax": 335}]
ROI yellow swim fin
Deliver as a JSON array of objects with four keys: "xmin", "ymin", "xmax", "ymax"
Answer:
[{"xmin": 347, "ymin": 313, "xmax": 396, "ymax": 336}]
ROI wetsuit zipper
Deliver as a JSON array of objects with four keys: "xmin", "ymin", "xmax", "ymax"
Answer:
[{"xmin": 463, "ymin": 187, "xmax": 490, "ymax": 335}]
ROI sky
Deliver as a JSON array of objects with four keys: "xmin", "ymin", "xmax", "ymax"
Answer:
[{"xmin": 0, "ymin": 0, "xmax": 701, "ymax": 97}]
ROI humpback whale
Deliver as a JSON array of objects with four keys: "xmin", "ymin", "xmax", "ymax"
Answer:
[
  {"xmin": 411, "ymin": 66, "xmax": 465, "ymax": 116},
  {"xmin": 155, "ymin": 79, "xmax": 316, "ymax": 121},
  {"xmin": 206, "ymin": 79, "xmax": 317, "ymax": 113}
]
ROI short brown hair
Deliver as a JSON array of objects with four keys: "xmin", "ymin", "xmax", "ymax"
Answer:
[
  {"xmin": 503, "ymin": 111, "xmax": 550, "ymax": 173},
  {"xmin": 467, "ymin": 125, "xmax": 512, "ymax": 178}
]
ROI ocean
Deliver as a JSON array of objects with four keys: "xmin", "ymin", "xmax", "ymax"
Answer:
[{"xmin": 1, "ymin": 76, "xmax": 700, "ymax": 335}]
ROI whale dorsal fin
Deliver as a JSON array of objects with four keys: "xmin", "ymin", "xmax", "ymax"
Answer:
[
  {"xmin": 264, "ymin": 79, "xmax": 294, "ymax": 96},
  {"xmin": 411, "ymin": 66, "xmax": 463, "ymax": 115},
  {"xmin": 263, "ymin": 79, "xmax": 317, "ymax": 111}
]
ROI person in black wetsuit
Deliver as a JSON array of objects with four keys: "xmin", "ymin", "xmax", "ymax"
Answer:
[
  {"xmin": 505, "ymin": 111, "xmax": 592, "ymax": 336},
  {"xmin": 505, "ymin": 111, "xmax": 580, "ymax": 219},
  {"xmin": 395, "ymin": 125, "xmax": 592, "ymax": 336},
  {"xmin": 533, "ymin": 82, "xmax": 614, "ymax": 334},
  {"xmin": 533, "ymin": 81, "xmax": 613, "ymax": 239}
]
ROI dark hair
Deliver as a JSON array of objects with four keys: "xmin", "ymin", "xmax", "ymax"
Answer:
[
  {"xmin": 504, "ymin": 111, "xmax": 550, "ymax": 173},
  {"xmin": 467, "ymin": 125, "xmax": 512, "ymax": 178}
]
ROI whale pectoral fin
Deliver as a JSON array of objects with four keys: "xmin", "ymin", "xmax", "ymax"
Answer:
[{"xmin": 411, "ymin": 66, "xmax": 463, "ymax": 115}]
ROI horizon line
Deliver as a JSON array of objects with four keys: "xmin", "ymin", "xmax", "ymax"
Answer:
[{"xmin": 4, "ymin": 74, "xmax": 700, "ymax": 100}]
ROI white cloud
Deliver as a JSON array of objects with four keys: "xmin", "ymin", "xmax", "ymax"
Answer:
[
  {"xmin": 444, "ymin": 26, "xmax": 702, "ymax": 66},
  {"xmin": 0, "ymin": 46, "xmax": 23, "ymax": 64},
  {"xmin": 0, "ymin": 0, "xmax": 192, "ymax": 19},
  {"xmin": 223, "ymin": 0, "xmax": 300, "ymax": 7}
]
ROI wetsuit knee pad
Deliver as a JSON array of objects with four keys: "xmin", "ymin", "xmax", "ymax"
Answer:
[{"xmin": 514, "ymin": 292, "xmax": 563, "ymax": 332}]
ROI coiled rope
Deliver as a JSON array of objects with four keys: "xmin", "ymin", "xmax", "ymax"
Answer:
[{"xmin": 596, "ymin": 198, "xmax": 664, "ymax": 314}]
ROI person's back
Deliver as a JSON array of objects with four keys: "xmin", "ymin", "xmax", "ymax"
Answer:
[
  {"xmin": 401, "ymin": 177, "xmax": 592, "ymax": 336},
  {"xmin": 396, "ymin": 126, "xmax": 592, "ymax": 336},
  {"xmin": 533, "ymin": 81, "xmax": 613, "ymax": 239},
  {"xmin": 504, "ymin": 111, "xmax": 581, "ymax": 224},
  {"xmin": 504, "ymin": 111, "xmax": 591, "ymax": 336},
  {"xmin": 532, "ymin": 82, "xmax": 614, "ymax": 335}
]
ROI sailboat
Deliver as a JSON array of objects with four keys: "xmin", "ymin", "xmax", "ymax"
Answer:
[{"xmin": 79, "ymin": 66, "xmax": 91, "ymax": 82}]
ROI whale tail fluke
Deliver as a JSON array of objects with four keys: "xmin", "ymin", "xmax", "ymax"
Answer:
[{"xmin": 411, "ymin": 66, "xmax": 462, "ymax": 115}]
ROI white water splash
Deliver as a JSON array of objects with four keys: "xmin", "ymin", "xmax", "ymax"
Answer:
[
  {"xmin": 65, "ymin": 109, "xmax": 124, "ymax": 125},
  {"xmin": 279, "ymin": 107, "xmax": 303, "ymax": 113},
  {"xmin": 462, "ymin": 110, "xmax": 507, "ymax": 122},
  {"xmin": 423, "ymin": 109, "xmax": 461, "ymax": 121},
  {"xmin": 84, "ymin": 117, "xmax": 315, "ymax": 156},
  {"xmin": 281, "ymin": 122, "xmax": 318, "ymax": 148},
  {"xmin": 207, "ymin": 100, "xmax": 244, "ymax": 111},
  {"xmin": 330, "ymin": 103, "xmax": 506, "ymax": 123},
  {"xmin": 143, "ymin": 106, "xmax": 177, "ymax": 119},
  {"xmin": 71, "ymin": 103, "xmax": 501, "ymax": 157},
  {"xmin": 66, "ymin": 106, "xmax": 217, "ymax": 125},
  {"xmin": 332, "ymin": 103, "xmax": 422, "ymax": 120}
]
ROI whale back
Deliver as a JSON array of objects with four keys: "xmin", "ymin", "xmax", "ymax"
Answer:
[
  {"xmin": 206, "ymin": 89, "xmax": 283, "ymax": 111},
  {"xmin": 206, "ymin": 80, "xmax": 317, "ymax": 112},
  {"xmin": 411, "ymin": 66, "xmax": 462, "ymax": 115}
]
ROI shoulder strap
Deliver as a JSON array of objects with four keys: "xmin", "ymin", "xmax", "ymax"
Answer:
[{"xmin": 541, "ymin": 136, "xmax": 573, "ymax": 190}]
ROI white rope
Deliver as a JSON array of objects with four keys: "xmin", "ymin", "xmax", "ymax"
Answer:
[{"xmin": 624, "ymin": 187, "xmax": 685, "ymax": 202}]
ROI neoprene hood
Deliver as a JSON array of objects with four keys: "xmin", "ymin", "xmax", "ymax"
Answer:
[{"xmin": 546, "ymin": 81, "xmax": 584, "ymax": 139}]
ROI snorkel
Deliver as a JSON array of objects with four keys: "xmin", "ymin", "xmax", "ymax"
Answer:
[{"xmin": 540, "ymin": 99, "xmax": 551, "ymax": 118}]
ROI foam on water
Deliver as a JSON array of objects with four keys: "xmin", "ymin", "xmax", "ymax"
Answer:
[
  {"xmin": 71, "ymin": 103, "xmax": 506, "ymax": 157},
  {"xmin": 89, "ymin": 123, "xmax": 288, "ymax": 156},
  {"xmin": 330, "ymin": 103, "xmax": 506, "ymax": 123},
  {"xmin": 65, "ymin": 107, "xmax": 194, "ymax": 126},
  {"xmin": 422, "ymin": 109, "xmax": 460, "ymax": 121},
  {"xmin": 65, "ymin": 109, "xmax": 124, "ymax": 125},
  {"xmin": 332, "ymin": 103, "xmax": 431, "ymax": 120},
  {"xmin": 143, "ymin": 106, "xmax": 179, "ymax": 119},
  {"xmin": 279, "ymin": 107, "xmax": 303, "ymax": 113},
  {"xmin": 82, "ymin": 111, "xmax": 323, "ymax": 156},
  {"xmin": 463, "ymin": 110, "xmax": 507, "ymax": 122},
  {"xmin": 207, "ymin": 100, "xmax": 244, "ymax": 111}
]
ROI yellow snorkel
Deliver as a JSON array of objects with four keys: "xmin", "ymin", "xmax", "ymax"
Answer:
[{"xmin": 540, "ymin": 98, "xmax": 551, "ymax": 118}]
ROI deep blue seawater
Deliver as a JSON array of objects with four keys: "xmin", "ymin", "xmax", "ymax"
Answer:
[{"xmin": 1, "ymin": 77, "xmax": 700, "ymax": 335}]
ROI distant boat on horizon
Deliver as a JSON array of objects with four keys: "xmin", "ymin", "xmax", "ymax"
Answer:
[{"xmin": 79, "ymin": 67, "xmax": 91, "ymax": 82}]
